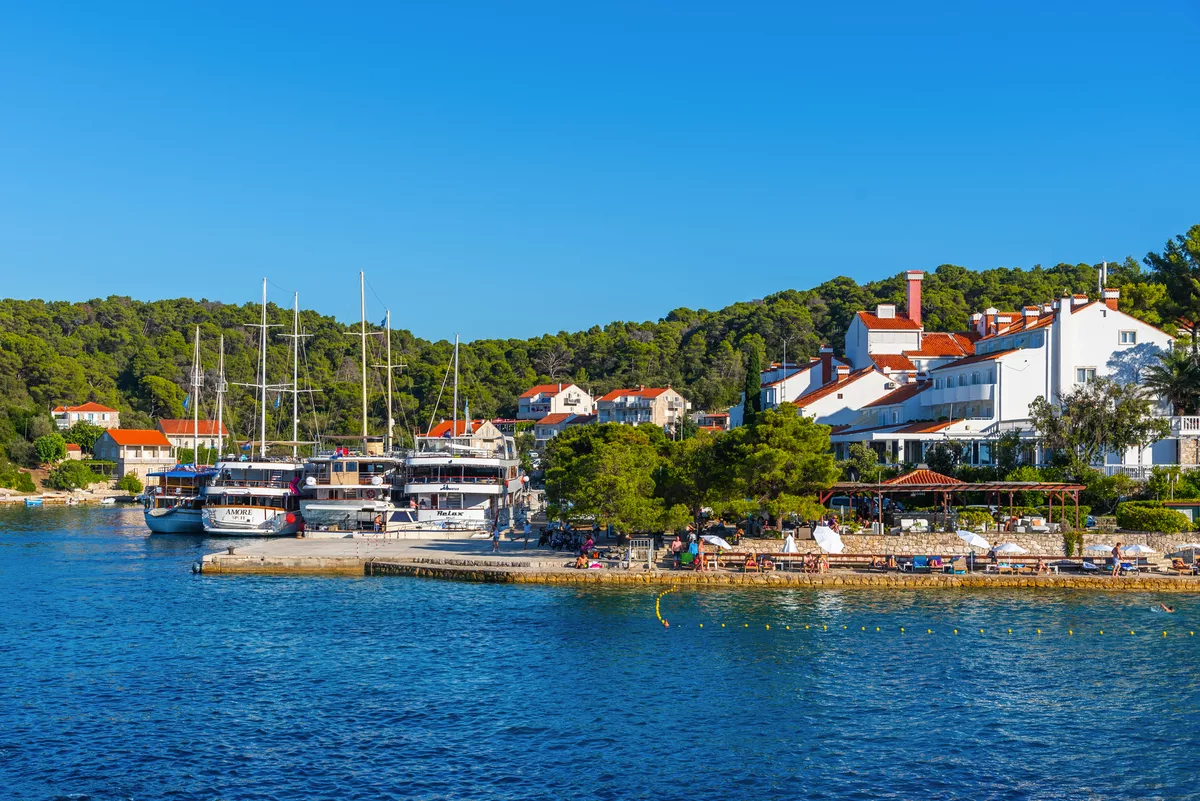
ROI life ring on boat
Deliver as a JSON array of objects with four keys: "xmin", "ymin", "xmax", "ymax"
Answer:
[{"xmin": 364, "ymin": 489, "xmax": 377, "ymax": 500}]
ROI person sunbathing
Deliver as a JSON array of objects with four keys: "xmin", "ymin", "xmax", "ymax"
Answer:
[{"xmin": 573, "ymin": 553, "xmax": 588, "ymax": 569}]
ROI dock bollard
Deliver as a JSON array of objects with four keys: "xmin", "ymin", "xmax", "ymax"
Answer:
[{"xmin": 227, "ymin": 546, "xmax": 236, "ymax": 555}]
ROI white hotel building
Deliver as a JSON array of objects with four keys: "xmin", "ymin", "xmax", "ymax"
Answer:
[{"xmin": 743, "ymin": 270, "xmax": 1196, "ymax": 476}]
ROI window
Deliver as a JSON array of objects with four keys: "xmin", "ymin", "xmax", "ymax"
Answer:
[
  {"xmin": 836, "ymin": 393, "xmax": 843, "ymax": 400},
  {"xmin": 958, "ymin": 375, "xmax": 967, "ymax": 387},
  {"xmin": 1119, "ymin": 330, "xmax": 1136, "ymax": 345},
  {"xmin": 891, "ymin": 409, "xmax": 899, "ymax": 424},
  {"xmin": 986, "ymin": 369, "xmax": 995, "ymax": 384},
  {"xmin": 1076, "ymin": 367, "xmax": 1097, "ymax": 384},
  {"xmin": 971, "ymin": 372, "xmax": 980, "ymax": 385}
]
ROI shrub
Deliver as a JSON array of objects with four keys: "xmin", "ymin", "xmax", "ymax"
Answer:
[
  {"xmin": 115, "ymin": 473, "xmax": 143, "ymax": 493},
  {"xmin": 956, "ymin": 509, "xmax": 993, "ymax": 529},
  {"xmin": 63, "ymin": 421, "xmax": 105, "ymax": 453},
  {"xmin": 0, "ymin": 468, "xmax": 37, "ymax": 493},
  {"xmin": 45, "ymin": 461, "xmax": 101, "ymax": 491},
  {"xmin": 34, "ymin": 433, "xmax": 67, "ymax": 464},
  {"xmin": 1115, "ymin": 501, "xmax": 1192, "ymax": 534}
]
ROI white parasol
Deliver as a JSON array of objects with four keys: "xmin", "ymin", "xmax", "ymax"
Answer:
[
  {"xmin": 702, "ymin": 534, "xmax": 733, "ymax": 550},
  {"xmin": 956, "ymin": 530, "xmax": 990, "ymax": 549},
  {"xmin": 992, "ymin": 542, "xmax": 1028, "ymax": 555},
  {"xmin": 812, "ymin": 525, "xmax": 845, "ymax": 555}
]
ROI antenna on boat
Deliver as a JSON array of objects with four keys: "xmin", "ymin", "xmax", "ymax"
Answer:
[
  {"xmin": 452, "ymin": 333, "xmax": 460, "ymax": 440},
  {"xmin": 372, "ymin": 308, "xmax": 406, "ymax": 454},
  {"xmin": 280, "ymin": 294, "xmax": 320, "ymax": 457},
  {"xmin": 235, "ymin": 278, "xmax": 285, "ymax": 459},
  {"xmin": 189, "ymin": 326, "xmax": 203, "ymax": 465},
  {"xmin": 215, "ymin": 335, "xmax": 227, "ymax": 459}
]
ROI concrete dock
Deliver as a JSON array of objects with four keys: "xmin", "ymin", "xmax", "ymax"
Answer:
[{"xmin": 199, "ymin": 537, "xmax": 1200, "ymax": 591}]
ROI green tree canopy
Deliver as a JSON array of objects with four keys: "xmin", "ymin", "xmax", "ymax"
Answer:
[{"xmin": 33, "ymin": 433, "xmax": 67, "ymax": 464}]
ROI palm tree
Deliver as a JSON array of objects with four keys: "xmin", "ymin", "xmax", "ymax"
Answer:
[{"xmin": 1142, "ymin": 349, "xmax": 1200, "ymax": 416}]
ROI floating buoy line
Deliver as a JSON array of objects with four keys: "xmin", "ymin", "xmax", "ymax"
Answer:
[{"xmin": 653, "ymin": 591, "xmax": 1194, "ymax": 638}]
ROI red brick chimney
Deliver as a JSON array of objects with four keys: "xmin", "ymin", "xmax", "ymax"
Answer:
[
  {"xmin": 1102, "ymin": 287, "xmax": 1120, "ymax": 311},
  {"xmin": 905, "ymin": 270, "xmax": 924, "ymax": 326},
  {"xmin": 819, "ymin": 346, "xmax": 833, "ymax": 385}
]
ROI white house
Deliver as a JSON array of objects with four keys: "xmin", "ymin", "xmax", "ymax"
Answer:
[
  {"xmin": 52, "ymin": 402, "xmax": 120, "ymax": 430},
  {"xmin": 790, "ymin": 366, "xmax": 897, "ymax": 427},
  {"xmin": 596, "ymin": 387, "xmax": 690, "ymax": 429},
  {"xmin": 833, "ymin": 287, "xmax": 1181, "ymax": 474},
  {"xmin": 517, "ymin": 383, "xmax": 594, "ymax": 421}
]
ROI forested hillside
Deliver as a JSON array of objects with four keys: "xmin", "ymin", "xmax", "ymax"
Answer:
[{"xmin": 1, "ymin": 224, "xmax": 1196, "ymax": 475}]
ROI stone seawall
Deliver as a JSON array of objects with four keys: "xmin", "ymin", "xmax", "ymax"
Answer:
[
  {"xmin": 363, "ymin": 561, "xmax": 1200, "ymax": 592},
  {"xmin": 741, "ymin": 531, "xmax": 1197, "ymax": 557}
]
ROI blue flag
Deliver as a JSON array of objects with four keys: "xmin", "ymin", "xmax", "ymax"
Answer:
[
  {"xmin": 182, "ymin": 394, "xmax": 190, "ymax": 410},
  {"xmin": 274, "ymin": 395, "xmax": 281, "ymax": 409},
  {"xmin": 380, "ymin": 314, "xmax": 388, "ymax": 328},
  {"xmin": 241, "ymin": 443, "xmax": 251, "ymax": 451}
]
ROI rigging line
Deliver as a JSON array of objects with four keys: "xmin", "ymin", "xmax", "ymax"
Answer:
[
  {"xmin": 365, "ymin": 277, "xmax": 388, "ymax": 313},
  {"xmin": 300, "ymin": 336, "xmax": 323, "ymax": 448},
  {"xmin": 427, "ymin": 355, "xmax": 454, "ymax": 436}
]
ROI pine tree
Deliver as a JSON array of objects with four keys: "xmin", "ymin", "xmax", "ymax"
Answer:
[{"xmin": 742, "ymin": 347, "xmax": 762, "ymax": 425}]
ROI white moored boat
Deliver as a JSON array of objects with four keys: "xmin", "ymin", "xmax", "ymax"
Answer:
[
  {"xmin": 403, "ymin": 418, "xmax": 528, "ymax": 534},
  {"xmin": 301, "ymin": 454, "xmax": 407, "ymax": 535},
  {"xmin": 202, "ymin": 460, "xmax": 306, "ymax": 536}
]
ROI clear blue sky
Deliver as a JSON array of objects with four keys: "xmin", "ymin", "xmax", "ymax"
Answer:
[{"xmin": 1, "ymin": 1, "xmax": 1197, "ymax": 341}]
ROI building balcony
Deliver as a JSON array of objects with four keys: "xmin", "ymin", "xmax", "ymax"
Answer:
[
  {"xmin": 1170, "ymin": 417, "xmax": 1200, "ymax": 436},
  {"xmin": 921, "ymin": 384, "xmax": 995, "ymax": 406}
]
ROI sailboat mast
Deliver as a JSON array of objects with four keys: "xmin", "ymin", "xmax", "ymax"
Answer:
[
  {"xmin": 385, "ymin": 309, "xmax": 393, "ymax": 453},
  {"xmin": 216, "ymin": 335, "xmax": 226, "ymax": 459},
  {"xmin": 360, "ymin": 271, "xmax": 368, "ymax": 449},
  {"xmin": 259, "ymin": 277, "xmax": 268, "ymax": 459},
  {"xmin": 452, "ymin": 334, "xmax": 459, "ymax": 437},
  {"xmin": 191, "ymin": 326, "xmax": 201, "ymax": 464},
  {"xmin": 292, "ymin": 292, "xmax": 300, "ymax": 459}
]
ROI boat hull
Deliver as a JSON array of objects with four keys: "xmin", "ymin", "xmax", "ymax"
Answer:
[
  {"xmin": 144, "ymin": 506, "xmax": 206, "ymax": 534},
  {"xmin": 202, "ymin": 505, "xmax": 302, "ymax": 537}
]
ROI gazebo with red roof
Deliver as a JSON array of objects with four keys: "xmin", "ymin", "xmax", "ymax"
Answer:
[{"xmin": 820, "ymin": 468, "xmax": 1086, "ymax": 532}]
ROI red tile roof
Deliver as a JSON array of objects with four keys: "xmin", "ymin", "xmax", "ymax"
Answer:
[
  {"xmin": 52, "ymin": 402, "xmax": 118, "ymax": 413},
  {"xmin": 883, "ymin": 468, "xmax": 963, "ymax": 485},
  {"xmin": 105, "ymin": 429, "xmax": 171, "ymax": 447},
  {"xmin": 65, "ymin": 443, "xmax": 81, "ymax": 451},
  {"xmin": 863, "ymin": 381, "xmax": 930, "ymax": 408},
  {"xmin": 871, "ymin": 354, "xmax": 917, "ymax": 372},
  {"xmin": 520, "ymin": 383, "xmax": 573, "ymax": 399},
  {"xmin": 597, "ymin": 387, "xmax": 671, "ymax": 402},
  {"xmin": 426, "ymin": 419, "xmax": 491, "ymax": 437},
  {"xmin": 907, "ymin": 332, "xmax": 974, "ymax": 358},
  {"xmin": 535, "ymin": 413, "xmax": 573, "ymax": 426},
  {"xmin": 930, "ymin": 349, "xmax": 1019, "ymax": 371},
  {"xmin": 158, "ymin": 419, "xmax": 228, "ymax": 436},
  {"xmin": 856, "ymin": 311, "xmax": 922, "ymax": 331},
  {"xmin": 794, "ymin": 368, "xmax": 877, "ymax": 407}
]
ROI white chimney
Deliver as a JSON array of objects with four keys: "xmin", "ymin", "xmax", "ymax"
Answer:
[{"xmin": 875, "ymin": 304, "xmax": 896, "ymax": 319}]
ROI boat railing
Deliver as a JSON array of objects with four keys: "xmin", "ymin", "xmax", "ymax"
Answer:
[
  {"xmin": 405, "ymin": 476, "xmax": 502, "ymax": 485},
  {"xmin": 209, "ymin": 478, "xmax": 297, "ymax": 489}
]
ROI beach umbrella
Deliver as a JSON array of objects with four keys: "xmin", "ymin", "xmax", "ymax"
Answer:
[
  {"xmin": 992, "ymin": 542, "xmax": 1028, "ymax": 555},
  {"xmin": 781, "ymin": 533, "xmax": 799, "ymax": 554},
  {"xmin": 1121, "ymin": 544, "xmax": 1156, "ymax": 555},
  {"xmin": 702, "ymin": 534, "xmax": 733, "ymax": 550},
  {"xmin": 956, "ymin": 530, "xmax": 990, "ymax": 549},
  {"xmin": 812, "ymin": 525, "xmax": 845, "ymax": 554},
  {"xmin": 1083, "ymin": 544, "xmax": 1113, "ymax": 554}
]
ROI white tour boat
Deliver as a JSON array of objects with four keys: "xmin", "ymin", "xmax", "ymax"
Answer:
[{"xmin": 143, "ymin": 465, "xmax": 217, "ymax": 534}]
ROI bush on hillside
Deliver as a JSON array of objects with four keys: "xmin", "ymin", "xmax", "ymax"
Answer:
[
  {"xmin": 0, "ymin": 467, "xmax": 36, "ymax": 493},
  {"xmin": 115, "ymin": 473, "xmax": 143, "ymax": 493},
  {"xmin": 1115, "ymin": 501, "xmax": 1192, "ymax": 534},
  {"xmin": 34, "ymin": 433, "xmax": 67, "ymax": 464},
  {"xmin": 44, "ymin": 461, "xmax": 101, "ymax": 491}
]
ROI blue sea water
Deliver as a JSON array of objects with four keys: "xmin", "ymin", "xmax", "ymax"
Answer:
[{"xmin": 1, "ymin": 506, "xmax": 1198, "ymax": 801}]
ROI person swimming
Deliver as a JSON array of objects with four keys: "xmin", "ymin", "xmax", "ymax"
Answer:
[{"xmin": 1156, "ymin": 602, "xmax": 1175, "ymax": 613}]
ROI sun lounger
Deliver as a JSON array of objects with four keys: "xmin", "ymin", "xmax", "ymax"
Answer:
[
  {"xmin": 902, "ymin": 555, "xmax": 930, "ymax": 573},
  {"xmin": 950, "ymin": 557, "xmax": 967, "ymax": 575},
  {"xmin": 1081, "ymin": 560, "xmax": 1099, "ymax": 572}
]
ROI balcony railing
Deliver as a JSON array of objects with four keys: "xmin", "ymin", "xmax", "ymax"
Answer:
[
  {"xmin": 1103, "ymin": 464, "xmax": 1178, "ymax": 480},
  {"xmin": 1170, "ymin": 416, "xmax": 1200, "ymax": 435}
]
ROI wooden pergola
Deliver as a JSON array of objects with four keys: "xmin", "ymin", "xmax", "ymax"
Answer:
[{"xmin": 819, "ymin": 469, "xmax": 1087, "ymax": 531}]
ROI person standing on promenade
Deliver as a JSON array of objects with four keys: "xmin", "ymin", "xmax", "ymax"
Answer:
[
  {"xmin": 523, "ymin": 519, "xmax": 530, "ymax": 549},
  {"xmin": 492, "ymin": 525, "xmax": 501, "ymax": 553},
  {"xmin": 1112, "ymin": 542, "xmax": 1122, "ymax": 577}
]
